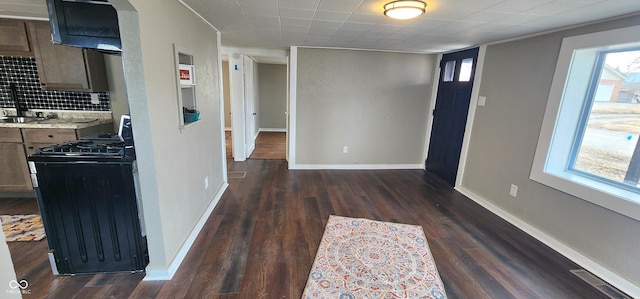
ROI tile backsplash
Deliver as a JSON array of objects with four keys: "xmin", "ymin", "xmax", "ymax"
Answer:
[{"xmin": 0, "ymin": 56, "xmax": 110, "ymax": 111}]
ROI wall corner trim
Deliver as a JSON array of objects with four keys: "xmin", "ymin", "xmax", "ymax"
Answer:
[
  {"xmin": 142, "ymin": 182, "xmax": 229, "ymax": 281},
  {"xmin": 455, "ymin": 186, "xmax": 640, "ymax": 298}
]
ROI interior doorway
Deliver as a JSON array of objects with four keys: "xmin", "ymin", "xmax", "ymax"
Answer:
[
  {"xmin": 249, "ymin": 62, "xmax": 287, "ymax": 160},
  {"xmin": 222, "ymin": 60, "xmax": 232, "ymax": 159},
  {"xmin": 223, "ymin": 55, "xmax": 287, "ymax": 161}
]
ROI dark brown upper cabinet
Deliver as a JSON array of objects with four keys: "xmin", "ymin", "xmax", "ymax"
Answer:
[
  {"xmin": 29, "ymin": 21, "xmax": 108, "ymax": 92},
  {"xmin": 0, "ymin": 19, "xmax": 34, "ymax": 57}
]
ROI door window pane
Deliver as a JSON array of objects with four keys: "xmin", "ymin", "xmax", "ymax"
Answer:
[
  {"xmin": 459, "ymin": 58, "xmax": 473, "ymax": 82},
  {"xmin": 443, "ymin": 61, "xmax": 455, "ymax": 82}
]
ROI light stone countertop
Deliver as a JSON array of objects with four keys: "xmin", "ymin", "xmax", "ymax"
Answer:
[{"xmin": 0, "ymin": 109, "xmax": 114, "ymax": 130}]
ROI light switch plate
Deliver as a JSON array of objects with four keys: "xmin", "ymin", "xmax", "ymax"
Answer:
[
  {"xmin": 478, "ymin": 96, "xmax": 486, "ymax": 106},
  {"xmin": 510, "ymin": 184, "xmax": 518, "ymax": 197}
]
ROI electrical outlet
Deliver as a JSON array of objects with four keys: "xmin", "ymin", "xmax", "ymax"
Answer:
[
  {"xmin": 343, "ymin": 146, "xmax": 348, "ymax": 153},
  {"xmin": 205, "ymin": 176, "xmax": 209, "ymax": 189},
  {"xmin": 509, "ymin": 184, "xmax": 518, "ymax": 197}
]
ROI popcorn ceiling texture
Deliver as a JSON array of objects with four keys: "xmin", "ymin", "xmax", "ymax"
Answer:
[{"xmin": 0, "ymin": 55, "xmax": 110, "ymax": 111}]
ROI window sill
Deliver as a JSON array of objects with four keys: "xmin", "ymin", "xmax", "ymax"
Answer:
[
  {"xmin": 179, "ymin": 119, "xmax": 200, "ymax": 133},
  {"xmin": 530, "ymin": 168, "xmax": 640, "ymax": 221}
]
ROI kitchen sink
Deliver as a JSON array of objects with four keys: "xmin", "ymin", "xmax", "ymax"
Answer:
[{"xmin": 0, "ymin": 116, "xmax": 42, "ymax": 123}]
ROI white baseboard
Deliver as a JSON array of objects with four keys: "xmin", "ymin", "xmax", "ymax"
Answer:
[
  {"xmin": 143, "ymin": 182, "xmax": 229, "ymax": 281},
  {"xmin": 291, "ymin": 164, "xmax": 424, "ymax": 170},
  {"xmin": 259, "ymin": 128, "xmax": 286, "ymax": 132},
  {"xmin": 455, "ymin": 186, "xmax": 640, "ymax": 298},
  {"xmin": 247, "ymin": 143, "xmax": 255, "ymax": 157}
]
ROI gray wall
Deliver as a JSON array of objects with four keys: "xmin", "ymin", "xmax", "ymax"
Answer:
[
  {"xmin": 463, "ymin": 15, "xmax": 640, "ymax": 284},
  {"xmin": 296, "ymin": 48, "xmax": 436, "ymax": 166},
  {"xmin": 258, "ymin": 63, "xmax": 287, "ymax": 130},
  {"xmin": 125, "ymin": 0, "xmax": 225, "ymax": 272}
]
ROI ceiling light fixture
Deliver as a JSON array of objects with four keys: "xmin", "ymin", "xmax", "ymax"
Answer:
[{"xmin": 383, "ymin": 0, "xmax": 427, "ymax": 20}]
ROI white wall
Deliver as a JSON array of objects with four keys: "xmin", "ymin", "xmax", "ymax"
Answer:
[
  {"xmin": 229, "ymin": 54, "xmax": 259, "ymax": 160},
  {"xmin": 0, "ymin": 230, "xmax": 20, "ymax": 298},
  {"xmin": 462, "ymin": 14, "xmax": 640, "ymax": 293},
  {"xmin": 116, "ymin": 0, "xmax": 225, "ymax": 278},
  {"xmin": 294, "ymin": 48, "xmax": 437, "ymax": 168},
  {"xmin": 222, "ymin": 61, "xmax": 231, "ymax": 129},
  {"xmin": 252, "ymin": 59, "xmax": 259, "ymax": 136},
  {"xmin": 243, "ymin": 56, "xmax": 259, "ymax": 156},
  {"xmin": 229, "ymin": 54, "xmax": 246, "ymax": 160}
]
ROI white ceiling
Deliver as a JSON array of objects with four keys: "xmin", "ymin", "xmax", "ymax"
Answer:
[
  {"xmin": 2, "ymin": 0, "xmax": 640, "ymax": 54},
  {"xmin": 182, "ymin": 0, "xmax": 640, "ymax": 53}
]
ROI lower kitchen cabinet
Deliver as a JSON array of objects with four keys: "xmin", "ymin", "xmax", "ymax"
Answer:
[
  {"xmin": 0, "ymin": 141, "xmax": 32, "ymax": 191},
  {"xmin": 0, "ymin": 123, "xmax": 113, "ymax": 192},
  {"xmin": 0, "ymin": 128, "xmax": 31, "ymax": 191}
]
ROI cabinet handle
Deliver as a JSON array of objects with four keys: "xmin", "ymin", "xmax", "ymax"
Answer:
[
  {"xmin": 28, "ymin": 146, "xmax": 34, "ymax": 149},
  {"xmin": 48, "ymin": 135, "xmax": 53, "ymax": 138}
]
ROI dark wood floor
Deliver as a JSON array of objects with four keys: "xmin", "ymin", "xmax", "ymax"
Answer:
[
  {"xmin": 226, "ymin": 131, "xmax": 286, "ymax": 160},
  {"xmin": 225, "ymin": 130, "xmax": 232, "ymax": 158},
  {"xmin": 2, "ymin": 159, "xmax": 609, "ymax": 298},
  {"xmin": 0, "ymin": 198, "xmax": 145, "ymax": 298},
  {"xmin": 249, "ymin": 132, "xmax": 286, "ymax": 160}
]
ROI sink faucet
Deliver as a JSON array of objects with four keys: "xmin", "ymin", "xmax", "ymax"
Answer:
[{"xmin": 9, "ymin": 83, "xmax": 28, "ymax": 117}]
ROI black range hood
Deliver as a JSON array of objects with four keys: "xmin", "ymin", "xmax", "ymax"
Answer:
[{"xmin": 47, "ymin": 0, "xmax": 122, "ymax": 52}]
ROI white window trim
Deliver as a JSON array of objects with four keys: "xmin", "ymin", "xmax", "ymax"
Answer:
[{"xmin": 531, "ymin": 25, "xmax": 640, "ymax": 221}]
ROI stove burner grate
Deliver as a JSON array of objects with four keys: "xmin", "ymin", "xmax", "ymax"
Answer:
[{"xmin": 36, "ymin": 140, "xmax": 126, "ymax": 157}]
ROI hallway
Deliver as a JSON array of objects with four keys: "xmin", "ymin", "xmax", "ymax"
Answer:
[{"xmin": 226, "ymin": 131, "xmax": 286, "ymax": 160}]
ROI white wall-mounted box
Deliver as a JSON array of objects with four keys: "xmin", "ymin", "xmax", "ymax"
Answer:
[{"xmin": 179, "ymin": 64, "xmax": 195, "ymax": 85}]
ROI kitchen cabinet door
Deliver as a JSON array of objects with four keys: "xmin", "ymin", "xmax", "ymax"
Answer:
[
  {"xmin": 29, "ymin": 21, "xmax": 108, "ymax": 92},
  {"xmin": 0, "ymin": 142, "xmax": 32, "ymax": 191},
  {"xmin": 0, "ymin": 128, "xmax": 31, "ymax": 191},
  {"xmin": 0, "ymin": 19, "xmax": 33, "ymax": 57}
]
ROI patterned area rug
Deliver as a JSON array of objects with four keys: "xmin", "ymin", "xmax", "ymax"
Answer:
[
  {"xmin": 303, "ymin": 215, "xmax": 447, "ymax": 299},
  {"xmin": 0, "ymin": 215, "xmax": 46, "ymax": 242}
]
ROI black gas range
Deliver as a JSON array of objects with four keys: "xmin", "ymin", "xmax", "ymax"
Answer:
[{"xmin": 27, "ymin": 116, "xmax": 148, "ymax": 275}]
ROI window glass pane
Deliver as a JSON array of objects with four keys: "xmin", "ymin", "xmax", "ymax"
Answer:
[
  {"xmin": 573, "ymin": 49, "xmax": 640, "ymax": 188},
  {"xmin": 443, "ymin": 60, "xmax": 455, "ymax": 82},
  {"xmin": 459, "ymin": 58, "xmax": 473, "ymax": 81}
]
